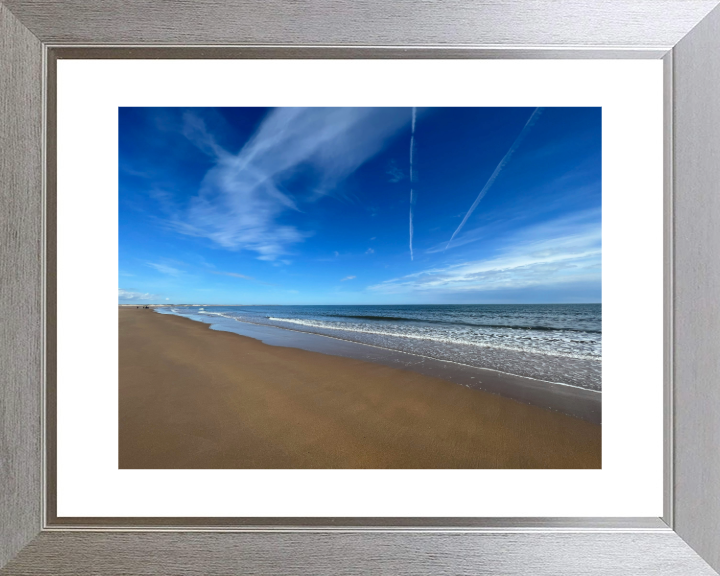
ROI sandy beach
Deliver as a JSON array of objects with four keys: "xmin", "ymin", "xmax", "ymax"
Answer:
[{"xmin": 119, "ymin": 308, "xmax": 601, "ymax": 469}]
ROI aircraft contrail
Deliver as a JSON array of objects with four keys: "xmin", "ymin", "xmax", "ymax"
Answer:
[
  {"xmin": 445, "ymin": 107, "xmax": 543, "ymax": 251},
  {"xmin": 409, "ymin": 107, "xmax": 417, "ymax": 260}
]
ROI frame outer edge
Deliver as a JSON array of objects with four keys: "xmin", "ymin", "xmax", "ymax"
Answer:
[
  {"xmin": 1, "ymin": 0, "xmax": 719, "ymax": 47},
  {"xmin": 0, "ymin": 0, "xmax": 718, "ymax": 573},
  {"xmin": 0, "ymin": 1, "xmax": 43, "ymax": 571},
  {"xmin": 671, "ymin": 3, "xmax": 720, "ymax": 573}
]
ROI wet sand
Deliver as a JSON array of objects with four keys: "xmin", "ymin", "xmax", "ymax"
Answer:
[
  {"xmin": 157, "ymin": 309, "xmax": 602, "ymax": 424},
  {"xmin": 119, "ymin": 308, "xmax": 601, "ymax": 469}
]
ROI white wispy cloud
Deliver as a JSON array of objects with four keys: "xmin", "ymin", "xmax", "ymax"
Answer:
[
  {"xmin": 146, "ymin": 262, "xmax": 182, "ymax": 276},
  {"xmin": 148, "ymin": 188, "xmax": 180, "ymax": 218},
  {"xmin": 386, "ymin": 160, "xmax": 404, "ymax": 183},
  {"xmin": 365, "ymin": 248, "xmax": 375, "ymax": 255},
  {"xmin": 370, "ymin": 214, "xmax": 601, "ymax": 295},
  {"xmin": 210, "ymin": 270, "xmax": 276, "ymax": 286},
  {"xmin": 118, "ymin": 289, "xmax": 160, "ymax": 301},
  {"xmin": 341, "ymin": 275, "xmax": 356, "ymax": 281},
  {"xmin": 181, "ymin": 113, "xmax": 228, "ymax": 158},
  {"xmin": 212, "ymin": 271, "xmax": 254, "ymax": 280},
  {"xmin": 168, "ymin": 108, "xmax": 408, "ymax": 260}
]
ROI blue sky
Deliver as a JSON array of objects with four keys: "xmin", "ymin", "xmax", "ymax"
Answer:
[{"xmin": 119, "ymin": 107, "xmax": 601, "ymax": 304}]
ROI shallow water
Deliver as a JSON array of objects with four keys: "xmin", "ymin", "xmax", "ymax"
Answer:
[{"xmin": 158, "ymin": 304, "xmax": 601, "ymax": 391}]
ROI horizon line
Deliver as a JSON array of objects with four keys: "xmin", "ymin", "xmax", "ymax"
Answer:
[{"xmin": 119, "ymin": 302, "xmax": 602, "ymax": 306}]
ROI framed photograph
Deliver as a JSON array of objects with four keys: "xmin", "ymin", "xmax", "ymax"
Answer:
[{"xmin": 1, "ymin": 1, "xmax": 719, "ymax": 574}]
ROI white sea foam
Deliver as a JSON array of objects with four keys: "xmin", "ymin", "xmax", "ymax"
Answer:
[
  {"xmin": 163, "ymin": 304, "xmax": 602, "ymax": 390},
  {"xmin": 266, "ymin": 316, "xmax": 599, "ymax": 361}
]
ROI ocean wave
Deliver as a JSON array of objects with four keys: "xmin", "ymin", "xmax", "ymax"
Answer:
[
  {"xmin": 334, "ymin": 314, "xmax": 412, "ymax": 322},
  {"xmin": 158, "ymin": 306, "xmax": 602, "ymax": 389},
  {"xmin": 326, "ymin": 313, "xmax": 600, "ymax": 333},
  {"xmin": 198, "ymin": 311, "xmax": 231, "ymax": 318},
  {"xmin": 266, "ymin": 316, "xmax": 600, "ymax": 361}
]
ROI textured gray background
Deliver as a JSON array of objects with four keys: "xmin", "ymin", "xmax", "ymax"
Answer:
[
  {"xmin": 672, "ymin": 4, "xmax": 720, "ymax": 572},
  {"xmin": 2, "ymin": 532, "xmax": 719, "ymax": 576},
  {"xmin": 1, "ymin": 0, "xmax": 718, "ymax": 46},
  {"xmin": 0, "ymin": 2, "xmax": 42, "ymax": 571}
]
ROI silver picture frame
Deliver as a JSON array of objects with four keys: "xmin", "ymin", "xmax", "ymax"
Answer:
[{"xmin": 1, "ymin": 1, "xmax": 720, "ymax": 573}]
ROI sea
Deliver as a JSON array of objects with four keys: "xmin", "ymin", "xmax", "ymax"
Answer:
[{"xmin": 157, "ymin": 304, "xmax": 601, "ymax": 391}]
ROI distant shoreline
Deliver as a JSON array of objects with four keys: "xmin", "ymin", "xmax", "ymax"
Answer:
[
  {"xmin": 119, "ymin": 302, "xmax": 603, "ymax": 307},
  {"xmin": 120, "ymin": 304, "xmax": 265, "ymax": 307}
]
